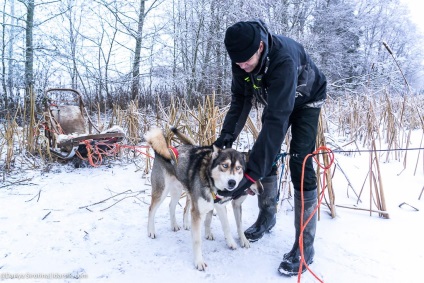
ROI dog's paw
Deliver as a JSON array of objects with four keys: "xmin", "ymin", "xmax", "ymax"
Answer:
[
  {"xmin": 148, "ymin": 231, "xmax": 156, "ymax": 239},
  {"xmin": 183, "ymin": 223, "xmax": 191, "ymax": 230},
  {"xmin": 205, "ymin": 232, "xmax": 215, "ymax": 240},
  {"xmin": 194, "ymin": 260, "xmax": 207, "ymax": 271},
  {"xmin": 171, "ymin": 224, "xmax": 181, "ymax": 232},
  {"xmin": 226, "ymin": 238, "xmax": 238, "ymax": 250},
  {"xmin": 239, "ymin": 235, "xmax": 251, "ymax": 248}
]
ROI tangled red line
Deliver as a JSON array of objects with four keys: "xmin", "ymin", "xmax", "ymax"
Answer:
[
  {"xmin": 76, "ymin": 142, "xmax": 152, "ymax": 167},
  {"xmin": 298, "ymin": 146, "xmax": 335, "ymax": 283}
]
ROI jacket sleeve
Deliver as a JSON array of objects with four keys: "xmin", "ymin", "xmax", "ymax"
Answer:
[
  {"xmin": 245, "ymin": 59, "xmax": 297, "ymax": 181},
  {"xmin": 233, "ymin": 96, "xmax": 252, "ymax": 138},
  {"xmin": 220, "ymin": 68, "xmax": 252, "ymax": 137}
]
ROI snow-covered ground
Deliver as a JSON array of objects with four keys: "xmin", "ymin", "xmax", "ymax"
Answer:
[{"xmin": 0, "ymin": 131, "xmax": 423, "ymax": 283}]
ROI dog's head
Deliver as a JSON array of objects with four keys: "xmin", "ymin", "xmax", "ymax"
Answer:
[{"xmin": 210, "ymin": 146, "xmax": 245, "ymax": 191}]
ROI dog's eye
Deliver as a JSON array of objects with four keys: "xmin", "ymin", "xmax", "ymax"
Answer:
[
  {"xmin": 236, "ymin": 166, "xmax": 242, "ymax": 171},
  {"xmin": 221, "ymin": 163, "xmax": 228, "ymax": 168}
]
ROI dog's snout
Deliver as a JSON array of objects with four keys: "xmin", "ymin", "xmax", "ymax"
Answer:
[{"xmin": 228, "ymin": 179, "xmax": 236, "ymax": 189}]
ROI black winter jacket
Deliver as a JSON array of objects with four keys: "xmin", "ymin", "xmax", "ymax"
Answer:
[{"xmin": 220, "ymin": 20, "xmax": 327, "ymax": 181}]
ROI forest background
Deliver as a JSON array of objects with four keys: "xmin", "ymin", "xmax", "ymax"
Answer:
[
  {"xmin": 1, "ymin": 2, "xmax": 424, "ymax": 281},
  {"xmin": 1, "ymin": 0, "xmax": 424, "ymax": 118}
]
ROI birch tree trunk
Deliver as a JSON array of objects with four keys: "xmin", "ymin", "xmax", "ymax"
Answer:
[
  {"xmin": 131, "ymin": 0, "xmax": 145, "ymax": 101},
  {"xmin": 24, "ymin": 0, "xmax": 34, "ymax": 93},
  {"xmin": 20, "ymin": 0, "xmax": 35, "ymax": 152},
  {"xmin": 7, "ymin": 0, "xmax": 15, "ymax": 107},
  {"xmin": 1, "ymin": 0, "xmax": 7, "ymax": 109}
]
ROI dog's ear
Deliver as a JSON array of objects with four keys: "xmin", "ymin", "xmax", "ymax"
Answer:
[{"xmin": 212, "ymin": 144, "xmax": 221, "ymax": 159}]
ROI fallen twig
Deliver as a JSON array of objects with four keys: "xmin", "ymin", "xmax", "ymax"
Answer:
[
  {"xmin": 79, "ymin": 189, "xmax": 145, "ymax": 211},
  {"xmin": 25, "ymin": 189, "xmax": 41, "ymax": 203},
  {"xmin": 0, "ymin": 178, "xmax": 33, "ymax": 189},
  {"xmin": 399, "ymin": 202, "xmax": 419, "ymax": 211},
  {"xmin": 78, "ymin": 190, "xmax": 132, "ymax": 209},
  {"xmin": 42, "ymin": 211, "xmax": 51, "ymax": 220},
  {"xmin": 100, "ymin": 192, "xmax": 143, "ymax": 211},
  {"xmin": 335, "ymin": 161, "xmax": 361, "ymax": 202},
  {"xmin": 335, "ymin": 204, "xmax": 389, "ymax": 216}
]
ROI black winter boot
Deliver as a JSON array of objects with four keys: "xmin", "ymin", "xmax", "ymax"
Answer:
[
  {"xmin": 278, "ymin": 189, "xmax": 317, "ymax": 276},
  {"xmin": 244, "ymin": 175, "xmax": 278, "ymax": 242}
]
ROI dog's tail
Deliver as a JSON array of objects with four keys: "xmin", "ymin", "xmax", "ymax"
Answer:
[
  {"xmin": 170, "ymin": 127, "xmax": 196, "ymax": 145},
  {"xmin": 144, "ymin": 128, "xmax": 172, "ymax": 160}
]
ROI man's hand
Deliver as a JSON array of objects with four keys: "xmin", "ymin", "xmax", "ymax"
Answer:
[
  {"xmin": 217, "ymin": 174, "xmax": 254, "ymax": 201},
  {"xmin": 231, "ymin": 176, "xmax": 254, "ymax": 199},
  {"xmin": 213, "ymin": 133, "xmax": 234, "ymax": 149}
]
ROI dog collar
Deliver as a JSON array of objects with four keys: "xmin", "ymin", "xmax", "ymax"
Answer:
[
  {"xmin": 213, "ymin": 191, "xmax": 233, "ymax": 204},
  {"xmin": 168, "ymin": 146, "xmax": 179, "ymax": 164},
  {"xmin": 212, "ymin": 191, "xmax": 221, "ymax": 203}
]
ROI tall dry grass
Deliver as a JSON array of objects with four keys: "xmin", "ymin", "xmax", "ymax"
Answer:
[{"xmin": 1, "ymin": 89, "xmax": 423, "ymax": 218}]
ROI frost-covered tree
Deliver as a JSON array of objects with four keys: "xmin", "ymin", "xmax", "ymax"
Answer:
[{"xmin": 310, "ymin": 0, "xmax": 361, "ymax": 90}]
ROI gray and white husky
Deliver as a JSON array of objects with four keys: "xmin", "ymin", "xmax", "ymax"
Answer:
[{"xmin": 145, "ymin": 127, "xmax": 262, "ymax": 271}]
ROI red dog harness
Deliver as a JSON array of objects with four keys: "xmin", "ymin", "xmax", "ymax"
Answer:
[{"xmin": 168, "ymin": 146, "xmax": 179, "ymax": 164}]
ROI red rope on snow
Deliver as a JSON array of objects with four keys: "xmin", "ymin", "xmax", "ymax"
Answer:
[{"xmin": 298, "ymin": 146, "xmax": 335, "ymax": 283}]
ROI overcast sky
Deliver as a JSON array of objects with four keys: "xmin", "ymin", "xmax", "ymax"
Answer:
[{"xmin": 401, "ymin": 0, "xmax": 424, "ymax": 33}]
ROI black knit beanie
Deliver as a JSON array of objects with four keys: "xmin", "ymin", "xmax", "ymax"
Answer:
[{"xmin": 224, "ymin": 21, "xmax": 261, "ymax": 63}]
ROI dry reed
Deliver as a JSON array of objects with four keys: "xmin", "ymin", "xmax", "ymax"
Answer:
[
  {"xmin": 316, "ymin": 108, "xmax": 336, "ymax": 218},
  {"xmin": 2, "ymin": 85, "xmax": 423, "ymax": 222}
]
